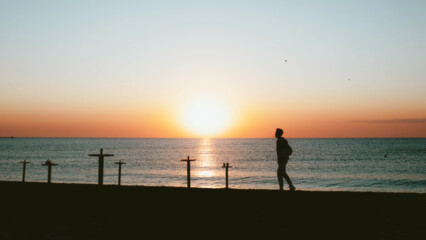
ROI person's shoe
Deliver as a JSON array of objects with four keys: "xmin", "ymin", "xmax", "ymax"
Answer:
[{"xmin": 289, "ymin": 186, "xmax": 296, "ymax": 191}]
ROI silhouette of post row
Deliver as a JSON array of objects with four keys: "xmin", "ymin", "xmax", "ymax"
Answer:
[
  {"xmin": 19, "ymin": 160, "xmax": 30, "ymax": 182},
  {"xmin": 180, "ymin": 156, "xmax": 196, "ymax": 188},
  {"xmin": 16, "ymin": 152, "xmax": 234, "ymax": 189},
  {"xmin": 114, "ymin": 160, "xmax": 126, "ymax": 186},
  {"xmin": 89, "ymin": 148, "xmax": 114, "ymax": 186},
  {"xmin": 42, "ymin": 160, "xmax": 58, "ymax": 184},
  {"xmin": 222, "ymin": 163, "xmax": 232, "ymax": 189}
]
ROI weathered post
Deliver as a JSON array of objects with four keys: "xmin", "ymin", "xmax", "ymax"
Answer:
[
  {"xmin": 42, "ymin": 160, "xmax": 58, "ymax": 184},
  {"xmin": 19, "ymin": 160, "xmax": 30, "ymax": 182},
  {"xmin": 114, "ymin": 160, "xmax": 126, "ymax": 186},
  {"xmin": 180, "ymin": 156, "xmax": 196, "ymax": 188},
  {"xmin": 88, "ymin": 148, "xmax": 114, "ymax": 186},
  {"xmin": 222, "ymin": 163, "xmax": 232, "ymax": 189}
]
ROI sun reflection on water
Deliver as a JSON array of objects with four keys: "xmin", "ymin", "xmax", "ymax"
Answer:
[
  {"xmin": 195, "ymin": 138, "xmax": 217, "ymax": 178},
  {"xmin": 200, "ymin": 138, "xmax": 212, "ymax": 167},
  {"xmin": 197, "ymin": 170, "xmax": 215, "ymax": 178}
]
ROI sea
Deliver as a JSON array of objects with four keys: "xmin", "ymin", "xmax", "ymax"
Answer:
[{"xmin": 0, "ymin": 138, "xmax": 425, "ymax": 193}]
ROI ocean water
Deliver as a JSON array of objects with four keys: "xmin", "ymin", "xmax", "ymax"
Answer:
[{"xmin": 0, "ymin": 138, "xmax": 425, "ymax": 193}]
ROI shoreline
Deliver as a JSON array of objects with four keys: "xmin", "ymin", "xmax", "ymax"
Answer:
[
  {"xmin": 1, "ymin": 180, "xmax": 425, "ymax": 195},
  {"xmin": 1, "ymin": 181, "xmax": 425, "ymax": 239}
]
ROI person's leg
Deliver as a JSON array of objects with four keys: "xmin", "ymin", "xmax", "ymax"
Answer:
[
  {"xmin": 282, "ymin": 163, "xmax": 295, "ymax": 191},
  {"xmin": 283, "ymin": 172, "xmax": 295, "ymax": 190},
  {"xmin": 277, "ymin": 166, "xmax": 284, "ymax": 191}
]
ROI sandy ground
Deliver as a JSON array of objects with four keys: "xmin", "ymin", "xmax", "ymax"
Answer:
[{"xmin": 0, "ymin": 181, "xmax": 424, "ymax": 239}]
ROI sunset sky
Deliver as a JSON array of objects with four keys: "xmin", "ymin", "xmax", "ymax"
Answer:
[{"xmin": 1, "ymin": 0, "xmax": 425, "ymax": 138}]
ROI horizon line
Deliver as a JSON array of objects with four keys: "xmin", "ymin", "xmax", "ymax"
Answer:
[{"xmin": 1, "ymin": 136, "xmax": 425, "ymax": 139}]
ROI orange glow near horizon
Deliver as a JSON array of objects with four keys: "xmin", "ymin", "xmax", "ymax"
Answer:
[
  {"xmin": 0, "ymin": 105, "xmax": 425, "ymax": 138},
  {"xmin": 0, "ymin": 90, "xmax": 425, "ymax": 138}
]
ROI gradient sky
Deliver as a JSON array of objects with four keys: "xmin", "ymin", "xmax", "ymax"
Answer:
[{"xmin": 1, "ymin": 0, "xmax": 425, "ymax": 138}]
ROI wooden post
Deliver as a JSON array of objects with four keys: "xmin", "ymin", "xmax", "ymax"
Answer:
[
  {"xmin": 88, "ymin": 148, "xmax": 114, "ymax": 186},
  {"xmin": 42, "ymin": 160, "xmax": 58, "ymax": 184},
  {"xmin": 19, "ymin": 160, "xmax": 30, "ymax": 182},
  {"xmin": 114, "ymin": 160, "xmax": 126, "ymax": 186},
  {"xmin": 222, "ymin": 163, "xmax": 232, "ymax": 189},
  {"xmin": 180, "ymin": 156, "xmax": 196, "ymax": 188}
]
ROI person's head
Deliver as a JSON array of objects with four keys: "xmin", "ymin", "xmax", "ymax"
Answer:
[{"xmin": 275, "ymin": 128, "xmax": 284, "ymax": 138}]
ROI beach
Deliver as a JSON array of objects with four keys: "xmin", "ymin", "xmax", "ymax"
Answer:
[{"xmin": 0, "ymin": 181, "xmax": 424, "ymax": 239}]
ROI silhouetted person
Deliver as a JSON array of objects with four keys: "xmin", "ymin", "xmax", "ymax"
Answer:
[{"xmin": 275, "ymin": 128, "xmax": 295, "ymax": 191}]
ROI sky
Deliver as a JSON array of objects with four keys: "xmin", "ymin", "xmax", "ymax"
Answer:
[{"xmin": 0, "ymin": 0, "xmax": 425, "ymax": 138}]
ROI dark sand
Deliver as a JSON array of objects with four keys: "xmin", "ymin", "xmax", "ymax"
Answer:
[{"xmin": 0, "ymin": 182, "xmax": 424, "ymax": 240}]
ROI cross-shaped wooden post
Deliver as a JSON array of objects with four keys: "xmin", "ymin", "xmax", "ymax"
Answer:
[
  {"xmin": 222, "ymin": 163, "xmax": 233, "ymax": 189},
  {"xmin": 88, "ymin": 148, "xmax": 114, "ymax": 186},
  {"xmin": 19, "ymin": 160, "xmax": 30, "ymax": 182},
  {"xmin": 181, "ymin": 156, "xmax": 196, "ymax": 188},
  {"xmin": 42, "ymin": 160, "xmax": 58, "ymax": 184},
  {"xmin": 114, "ymin": 160, "xmax": 126, "ymax": 186}
]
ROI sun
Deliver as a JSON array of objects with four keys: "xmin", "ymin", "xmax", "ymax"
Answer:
[{"xmin": 180, "ymin": 97, "xmax": 232, "ymax": 137}]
